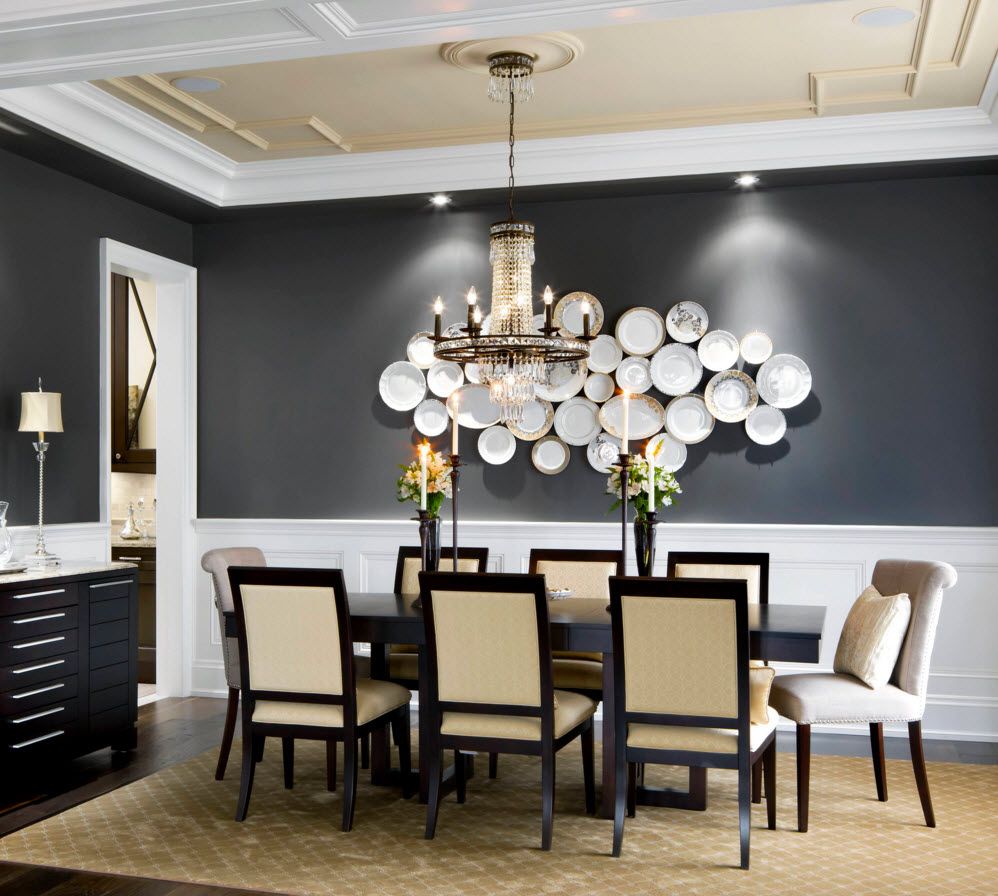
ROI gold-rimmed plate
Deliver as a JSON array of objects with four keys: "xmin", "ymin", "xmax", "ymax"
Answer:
[
  {"xmin": 532, "ymin": 436, "xmax": 571, "ymax": 475},
  {"xmin": 704, "ymin": 370, "xmax": 758, "ymax": 423},
  {"xmin": 554, "ymin": 291, "xmax": 603, "ymax": 336},
  {"xmin": 506, "ymin": 398, "xmax": 554, "ymax": 441},
  {"xmin": 599, "ymin": 393, "xmax": 665, "ymax": 440}
]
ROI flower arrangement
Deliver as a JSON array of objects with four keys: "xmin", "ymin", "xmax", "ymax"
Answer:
[
  {"xmin": 397, "ymin": 448, "xmax": 452, "ymax": 518},
  {"xmin": 607, "ymin": 456, "xmax": 682, "ymax": 521}
]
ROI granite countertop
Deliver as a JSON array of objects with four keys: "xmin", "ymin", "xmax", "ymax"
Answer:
[
  {"xmin": 0, "ymin": 561, "xmax": 137, "ymax": 585},
  {"xmin": 111, "ymin": 537, "xmax": 156, "ymax": 549}
]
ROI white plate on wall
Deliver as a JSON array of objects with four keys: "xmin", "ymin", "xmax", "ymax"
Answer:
[
  {"xmin": 406, "ymin": 331, "xmax": 437, "ymax": 369},
  {"xmin": 414, "ymin": 399, "xmax": 450, "ymax": 437},
  {"xmin": 532, "ymin": 436, "xmax": 571, "ymax": 475},
  {"xmin": 615, "ymin": 357, "xmax": 652, "ymax": 394},
  {"xmin": 586, "ymin": 334, "xmax": 623, "ymax": 373},
  {"xmin": 426, "ymin": 361, "xmax": 464, "ymax": 398},
  {"xmin": 649, "ymin": 344, "xmax": 703, "ymax": 396},
  {"xmin": 478, "ymin": 425, "xmax": 516, "ymax": 464},
  {"xmin": 535, "ymin": 362, "xmax": 587, "ymax": 403},
  {"xmin": 665, "ymin": 394, "xmax": 715, "ymax": 444},
  {"xmin": 554, "ymin": 291, "xmax": 604, "ymax": 336},
  {"xmin": 379, "ymin": 361, "xmax": 426, "ymax": 411},
  {"xmin": 554, "ymin": 397, "xmax": 602, "ymax": 446},
  {"xmin": 583, "ymin": 372, "xmax": 615, "ymax": 403},
  {"xmin": 646, "ymin": 432, "xmax": 688, "ymax": 472},
  {"xmin": 464, "ymin": 362, "xmax": 481, "ymax": 384},
  {"xmin": 505, "ymin": 398, "xmax": 554, "ymax": 441},
  {"xmin": 665, "ymin": 301, "xmax": 709, "ymax": 343},
  {"xmin": 757, "ymin": 354, "xmax": 811, "ymax": 408},
  {"xmin": 704, "ymin": 370, "xmax": 758, "ymax": 422},
  {"xmin": 740, "ymin": 330, "xmax": 773, "ymax": 365},
  {"xmin": 587, "ymin": 431, "xmax": 622, "ymax": 473},
  {"xmin": 697, "ymin": 330, "xmax": 740, "ymax": 372},
  {"xmin": 448, "ymin": 383, "xmax": 500, "ymax": 429},
  {"xmin": 745, "ymin": 404, "xmax": 787, "ymax": 445},
  {"xmin": 599, "ymin": 393, "xmax": 665, "ymax": 441},
  {"xmin": 615, "ymin": 307, "xmax": 666, "ymax": 357}
]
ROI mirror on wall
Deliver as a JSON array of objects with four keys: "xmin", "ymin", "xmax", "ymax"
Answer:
[{"xmin": 111, "ymin": 272, "xmax": 157, "ymax": 472}]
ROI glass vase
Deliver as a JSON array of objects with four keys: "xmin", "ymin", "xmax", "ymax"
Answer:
[
  {"xmin": 0, "ymin": 502, "xmax": 13, "ymax": 566},
  {"xmin": 633, "ymin": 512, "xmax": 658, "ymax": 577}
]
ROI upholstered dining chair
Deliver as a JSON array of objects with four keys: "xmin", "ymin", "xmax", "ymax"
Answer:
[
  {"xmin": 200, "ymin": 546, "xmax": 267, "ymax": 781},
  {"xmin": 608, "ymin": 576, "xmax": 777, "ymax": 867},
  {"xmin": 419, "ymin": 571, "xmax": 597, "ymax": 851},
  {"xmin": 769, "ymin": 558, "xmax": 958, "ymax": 833},
  {"xmin": 229, "ymin": 566, "xmax": 412, "ymax": 831}
]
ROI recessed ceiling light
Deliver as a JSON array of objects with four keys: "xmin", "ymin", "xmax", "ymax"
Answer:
[
  {"xmin": 430, "ymin": 194, "xmax": 452, "ymax": 207},
  {"xmin": 170, "ymin": 76, "xmax": 224, "ymax": 93},
  {"xmin": 853, "ymin": 7, "xmax": 918, "ymax": 27},
  {"xmin": 735, "ymin": 174, "xmax": 759, "ymax": 188}
]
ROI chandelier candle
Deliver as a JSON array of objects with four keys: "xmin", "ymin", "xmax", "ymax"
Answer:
[
  {"xmin": 433, "ymin": 296, "xmax": 443, "ymax": 340},
  {"xmin": 581, "ymin": 301, "xmax": 592, "ymax": 339},
  {"xmin": 543, "ymin": 286, "xmax": 554, "ymax": 332}
]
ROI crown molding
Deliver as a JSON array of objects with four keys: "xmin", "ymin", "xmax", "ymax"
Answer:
[{"xmin": 1, "ymin": 79, "xmax": 997, "ymax": 208}]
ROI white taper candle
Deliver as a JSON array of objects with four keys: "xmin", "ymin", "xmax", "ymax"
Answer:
[
  {"xmin": 621, "ymin": 391, "xmax": 630, "ymax": 456},
  {"xmin": 419, "ymin": 444, "xmax": 428, "ymax": 511}
]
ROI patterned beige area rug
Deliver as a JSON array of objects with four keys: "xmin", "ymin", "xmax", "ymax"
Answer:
[{"xmin": 1, "ymin": 740, "xmax": 996, "ymax": 895}]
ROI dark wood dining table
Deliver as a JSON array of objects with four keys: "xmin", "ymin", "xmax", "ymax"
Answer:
[{"xmin": 227, "ymin": 593, "xmax": 825, "ymax": 817}]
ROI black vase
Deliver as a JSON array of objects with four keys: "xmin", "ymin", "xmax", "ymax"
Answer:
[
  {"xmin": 633, "ymin": 513, "xmax": 658, "ymax": 576},
  {"xmin": 418, "ymin": 511, "xmax": 442, "ymax": 573}
]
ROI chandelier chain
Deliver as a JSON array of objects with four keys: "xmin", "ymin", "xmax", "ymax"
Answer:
[{"xmin": 507, "ymin": 79, "xmax": 516, "ymax": 221}]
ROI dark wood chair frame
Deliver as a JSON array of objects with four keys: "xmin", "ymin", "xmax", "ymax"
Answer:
[
  {"xmin": 419, "ymin": 571, "xmax": 596, "ymax": 851},
  {"xmin": 608, "ymin": 576, "xmax": 776, "ymax": 868},
  {"xmin": 229, "ymin": 566, "xmax": 412, "ymax": 831}
]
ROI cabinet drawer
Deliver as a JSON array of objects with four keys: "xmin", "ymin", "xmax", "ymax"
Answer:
[
  {"xmin": 91, "ymin": 619, "xmax": 129, "ymax": 647},
  {"xmin": 0, "ymin": 674, "xmax": 78, "ymax": 715},
  {"xmin": 90, "ymin": 703, "xmax": 129, "ymax": 738},
  {"xmin": 91, "ymin": 683, "xmax": 129, "ymax": 715},
  {"xmin": 0, "ymin": 628, "xmax": 78, "ymax": 666},
  {"xmin": 87, "ymin": 578, "xmax": 134, "ymax": 602},
  {"xmin": 91, "ymin": 597, "xmax": 129, "ymax": 625},
  {"xmin": 90, "ymin": 661, "xmax": 128, "ymax": 692},
  {"xmin": 5, "ymin": 721, "xmax": 80, "ymax": 758},
  {"xmin": 0, "ymin": 651, "xmax": 78, "ymax": 693},
  {"xmin": 3, "ymin": 697, "xmax": 79, "ymax": 743},
  {"xmin": 91, "ymin": 639, "xmax": 129, "ymax": 670},
  {"xmin": 0, "ymin": 584, "xmax": 76, "ymax": 618},
  {"xmin": 0, "ymin": 605, "xmax": 78, "ymax": 642}
]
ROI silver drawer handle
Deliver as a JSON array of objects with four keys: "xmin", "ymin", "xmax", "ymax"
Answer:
[
  {"xmin": 13, "ymin": 635, "xmax": 66, "ymax": 650},
  {"xmin": 13, "ymin": 612, "xmax": 67, "ymax": 625},
  {"xmin": 12, "ymin": 706, "xmax": 65, "ymax": 725},
  {"xmin": 11, "ymin": 588, "xmax": 66, "ymax": 601},
  {"xmin": 11, "ymin": 730, "xmax": 65, "ymax": 749},
  {"xmin": 90, "ymin": 579, "xmax": 132, "ymax": 590},
  {"xmin": 116, "ymin": 556, "xmax": 143, "ymax": 561},
  {"xmin": 13, "ymin": 659, "xmax": 66, "ymax": 675},
  {"xmin": 13, "ymin": 683, "xmax": 65, "ymax": 700}
]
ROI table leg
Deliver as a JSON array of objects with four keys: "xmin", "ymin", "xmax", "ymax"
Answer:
[
  {"xmin": 418, "ymin": 646, "xmax": 431, "ymax": 803},
  {"xmin": 369, "ymin": 643, "xmax": 392, "ymax": 786},
  {"xmin": 599, "ymin": 653, "xmax": 616, "ymax": 818}
]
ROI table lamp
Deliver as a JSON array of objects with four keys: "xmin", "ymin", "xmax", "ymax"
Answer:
[{"xmin": 19, "ymin": 379, "xmax": 63, "ymax": 567}]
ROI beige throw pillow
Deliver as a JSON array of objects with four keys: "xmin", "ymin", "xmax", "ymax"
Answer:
[
  {"xmin": 834, "ymin": 585, "xmax": 911, "ymax": 689},
  {"xmin": 749, "ymin": 665, "xmax": 775, "ymax": 725}
]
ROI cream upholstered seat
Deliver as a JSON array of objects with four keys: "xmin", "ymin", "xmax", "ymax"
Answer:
[
  {"xmin": 229, "ymin": 567, "xmax": 412, "ymax": 832},
  {"xmin": 769, "ymin": 558, "xmax": 957, "ymax": 832},
  {"xmin": 609, "ymin": 576, "xmax": 776, "ymax": 868},
  {"xmin": 420, "ymin": 571, "xmax": 597, "ymax": 851}
]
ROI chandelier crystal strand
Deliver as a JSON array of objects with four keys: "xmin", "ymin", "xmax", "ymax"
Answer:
[{"xmin": 487, "ymin": 52, "xmax": 535, "ymax": 104}]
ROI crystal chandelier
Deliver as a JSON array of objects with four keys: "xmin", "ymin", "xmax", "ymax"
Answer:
[{"xmin": 431, "ymin": 52, "xmax": 590, "ymax": 424}]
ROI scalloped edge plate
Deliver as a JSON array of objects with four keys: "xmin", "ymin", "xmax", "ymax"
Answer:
[
  {"xmin": 587, "ymin": 431, "xmax": 621, "ymax": 473},
  {"xmin": 599, "ymin": 393, "xmax": 665, "ymax": 441},
  {"xmin": 740, "ymin": 330, "xmax": 773, "ymax": 365},
  {"xmin": 697, "ymin": 329, "xmax": 740, "ymax": 372},
  {"xmin": 665, "ymin": 301, "xmax": 709, "ymax": 343},
  {"xmin": 650, "ymin": 343, "xmax": 703, "ymax": 396},
  {"xmin": 616, "ymin": 357, "xmax": 652, "ymax": 394},
  {"xmin": 757, "ymin": 353, "xmax": 812, "ymax": 409}
]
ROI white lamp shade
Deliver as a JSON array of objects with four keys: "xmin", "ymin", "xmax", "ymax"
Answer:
[{"xmin": 19, "ymin": 391, "xmax": 63, "ymax": 434}]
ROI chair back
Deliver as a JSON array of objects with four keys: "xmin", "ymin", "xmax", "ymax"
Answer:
[
  {"xmin": 201, "ymin": 547, "xmax": 267, "ymax": 612},
  {"xmin": 872, "ymin": 559, "xmax": 958, "ymax": 699},
  {"xmin": 229, "ymin": 567, "xmax": 355, "ymax": 724},
  {"xmin": 610, "ymin": 576, "xmax": 749, "ymax": 741},
  {"xmin": 667, "ymin": 551, "xmax": 769, "ymax": 605},
  {"xmin": 395, "ymin": 547, "xmax": 489, "ymax": 595},
  {"xmin": 529, "ymin": 549, "xmax": 623, "ymax": 600},
  {"xmin": 419, "ymin": 572, "xmax": 554, "ymax": 729}
]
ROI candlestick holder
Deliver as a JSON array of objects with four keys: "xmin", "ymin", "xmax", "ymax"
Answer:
[
  {"xmin": 618, "ymin": 453, "xmax": 632, "ymax": 570},
  {"xmin": 634, "ymin": 511, "xmax": 658, "ymax": 577},
  {"xmin": 415, "ymin": 509, "xmax": 442, "ymax": 574},
  {"xmin": 449, "ymin": 454, "xmax": 462, "ymax": 566}
]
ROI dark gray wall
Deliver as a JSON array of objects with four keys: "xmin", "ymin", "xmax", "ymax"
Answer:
[
  {"xmin": 196, "ymin": 174, "xmax": 998, "ymax": 524},
  {"xmin": 0, "ymin": 147, "xmax": 193, "ymax": 526}
]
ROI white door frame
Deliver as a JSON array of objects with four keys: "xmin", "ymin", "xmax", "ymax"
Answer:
[{"xmin": 99, "ymin": 238, "xmax": 197, "ymax": 698}]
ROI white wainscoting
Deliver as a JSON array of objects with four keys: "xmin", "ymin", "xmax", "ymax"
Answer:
[
  {"xmin": 8, "ymin": 521, "xmax": 110, "ymax": 565},
  {"xmin": 193, "ymin": 519, "xmax": 998, "ymax": 741}
]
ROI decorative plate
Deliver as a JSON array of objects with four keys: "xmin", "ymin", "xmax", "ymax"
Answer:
[
  {"xmin": 646, "ymin": 432, "xmax": 688, "ymax": 473},
  {"xmin": 665, "ymin": 301, "xmax": 709, "ymax": 343},
  {"xmin": 740, "ymin": 330, "xmax": 773, "ymax": 365},
  {"xmin": 587, "ymin": 431, "xmax": 622, "ymax": 473},
  {"xmin": 426, "ymin": 361, "xmax": 464, "ymax": 398},
  {"xmin": 379, "ymin": 361, "xmax": 426, "ymax": 411},
  {"xmin": 615, "ymin": 307, "xmax": 666, "ymax": 357},
  {"xmin": 615, "ymin": 357, "xmax": 652, "ymax": 394},
  {"xmin": 554, "ymin": 397, "xmax": 602, "ymax": 446},
  {"xmin": 448, "ymin": 383, "xmax": 500, "ymax": 429},
  {"xmin": 745, "ymin": 404, "xmax": 787, "ymax": 445},
  {"xmin": 705, "ymin": 370, "xmax": 759, "ymax": 423},
  {"xmin": 532, "ymin": 436, "xmax": 571, "ymax": 475},
  {"xmin": 414, "ymin": 398, "xmax": 449, "ymax": 437},
  {"xmin": 697, "ymin": 330, "xmax": 740, "ymax": 372},
  {"xmin": 478, "ymin": 425, "xmax": 517, "ymax": 464},
  {"xmin": 649, "ymin": 343, "xmax": 703, "ymax": 396},
  {"xmin": 586, "ymin": 334, "xmax": 624, "ymax": 373},
  {"xmin": 583, "ymin": 372, "xmax": 615, "ymax": 403},
  {"xmin": 464, "ymin": 362, "xmax": 481, "ymax": 384},
  {"xmin": 535, "ymin": 361, "xmax": 587, "ymax": 403},
  {"xmin": 554, "ymin": 291, "xmax": 604, "ymax": 336},
  {"xmin": 757, "ymin": 353, "xmax": 812, "ymax": 408},
  {"xmin": 665, "ymin": 394, "xmax": 715, "ymax": 444},
  {"xmin": 506, "ymin": 398, "xmax": 554, "ymax": 441},
  {"xmin": 442, "ymin": 322, "xmax": 465, "ymax": 339},
  {"xmin": 481, "ymin": 313, "xmax": 492, "ymax": 335},
  {"xmin": 599, "ymin": 393, "xmax": 665, "ymax": 441},
  {"xmin": 406, "ymin": 331, "xmax": 437, "ymax": 369}
]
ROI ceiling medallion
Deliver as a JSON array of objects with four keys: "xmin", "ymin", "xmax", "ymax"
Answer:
[
  {"xmin": 430, "ymin": 51, "xmax": 590, "ymax": 424},
  {"xmin": 440, "ymin": 33, "xmax": 583, "ymax": 76}
]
